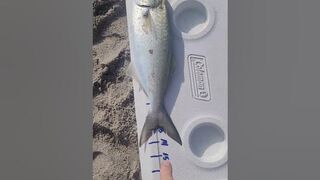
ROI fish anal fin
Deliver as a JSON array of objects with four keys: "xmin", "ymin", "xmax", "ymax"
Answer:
[
  {"xmin": 127, "ymin": 62, "xmax": 135, "ymax": 77},
  {"xmin": 127, "ymin": 62, "xmax": 149, "ymax": 97}
]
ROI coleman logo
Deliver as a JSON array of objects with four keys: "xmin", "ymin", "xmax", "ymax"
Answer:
[{"xmin": 188, "ymin": 54, "xmax": 211, "ymax": 101}]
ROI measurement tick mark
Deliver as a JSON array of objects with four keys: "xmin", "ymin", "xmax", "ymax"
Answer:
[
  {"xmin": 150, "ymin": 154, "xmax": 162, "ymax": 158},
  {"xmin": 149, "ymin": 141, "xmax": 160, "ymax": 144}
]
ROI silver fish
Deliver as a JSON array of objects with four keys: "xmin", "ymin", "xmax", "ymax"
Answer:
[{"xmin": 128, "ymin": 0, "xmax": 182, "ymax": 147}]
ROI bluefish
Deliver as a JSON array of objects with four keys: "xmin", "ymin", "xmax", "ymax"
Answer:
[{"xmin": 128, "ymin": 0, "xmax": 182, "ymax": 147}]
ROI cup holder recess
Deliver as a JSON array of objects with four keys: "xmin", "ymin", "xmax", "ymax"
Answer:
[
  {"xmin": 172, "ymin": 0, "xmax": 216, "ymax": 39},
  {"xmin": 182, "ymin": 117, "xmax": 227, "ymax": 168}
]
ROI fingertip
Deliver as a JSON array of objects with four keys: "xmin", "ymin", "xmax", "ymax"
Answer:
[
  {"xmin": 160, "ymin": 161, "xmax": 173, "ymax": 180},
  {"xmin": 162, "ymin": 160, "xmax": 171, "ymax": 167}
]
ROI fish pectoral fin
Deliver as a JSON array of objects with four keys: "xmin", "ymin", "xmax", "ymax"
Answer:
[
  {"xmin": 142, "ymin": 12, "xmax": 152, "ymax": 34},
  {"xmin": 161, "ymin": 0, "xmax": 166, "ymax": 8},
  {"xmin": 127, "ymin": 62, "xmax": 149, "ymax": 97}
]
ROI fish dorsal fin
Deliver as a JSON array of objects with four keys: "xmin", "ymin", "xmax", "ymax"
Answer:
[
  {"xmin": 127, "ymin": 62, "xmax": 149, "ymax": 97},
  {"xmin": 166, "ymin": 52, "xmax": 175, "ymax": 85}
]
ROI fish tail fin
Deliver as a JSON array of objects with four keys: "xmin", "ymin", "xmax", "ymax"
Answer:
[
  {"xmin": 159, "ymin": 106, "xmax": 182, "ymax": 145},
  {"xmin": 139, "ymin": 106, "xmax": 182, "ymax": 147},
  {"xmin": 139, "ymin": 112, "xmax": 157, "ymax": 147}
]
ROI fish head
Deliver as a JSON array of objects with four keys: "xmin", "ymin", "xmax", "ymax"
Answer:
[{"xmin": 135, "ymin": 0, "xmax": 163, "ymax": 8}]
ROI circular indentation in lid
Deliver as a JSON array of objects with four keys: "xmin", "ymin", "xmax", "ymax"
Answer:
[
  {"xmin": 172, "ymin": 0, "xmax": 215, "ymax": 39},
  {"xmin": 182, "ymin": 117, "xmax": 227, "ymax": 168}
]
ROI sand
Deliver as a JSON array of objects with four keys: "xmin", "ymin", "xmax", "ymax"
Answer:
[{"xmin": 92, "ymin": 0, "xmax": 141, "ymax": 179}]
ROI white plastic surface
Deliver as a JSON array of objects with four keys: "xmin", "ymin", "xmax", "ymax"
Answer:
[{"xmin": 126, "ymin": 0, "xmax": 228, "ymax": 179}]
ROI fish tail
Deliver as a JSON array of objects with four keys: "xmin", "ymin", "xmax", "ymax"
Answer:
[
  {"xmin": 158, "ymin": 107, "xmax": 182, "ymax": 145},
  {"xmin": 139, "ymin": 106, "xmax": 182, "ymax": 147}
]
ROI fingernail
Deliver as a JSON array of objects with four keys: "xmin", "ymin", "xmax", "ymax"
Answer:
[{"xmin": 163, "ymin": 160, "xmax": 171, "ymax": 167}]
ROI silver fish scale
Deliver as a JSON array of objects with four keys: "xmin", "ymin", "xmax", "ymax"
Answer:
[{"xmin": 132, "ymin": 3, "xmax": 171, "ymax": 110}]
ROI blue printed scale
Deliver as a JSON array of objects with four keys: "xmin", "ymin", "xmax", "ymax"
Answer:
[
  {"xmin": 148, "ymin": 128, "xmax": 170, "ymax": 174},
  {"xmin": 136, "ymin": 125, "xmax": 177, "ymax": 179}
]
